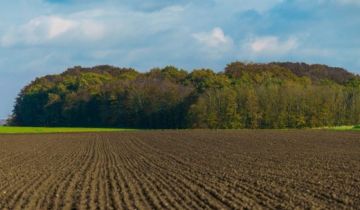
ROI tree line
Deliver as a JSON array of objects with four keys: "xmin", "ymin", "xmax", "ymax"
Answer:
[{"xmin": 8, "ymin": 62, "xmax": 360, "ymax": 129}]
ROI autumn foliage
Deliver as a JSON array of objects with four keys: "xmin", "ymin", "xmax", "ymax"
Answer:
[{"xmin": 9, "ymin": 62, "xmax": 360, "ymax": 128}]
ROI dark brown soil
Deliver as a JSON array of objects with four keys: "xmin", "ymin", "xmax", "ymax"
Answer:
[{"xmin": 0, "ymin": 130, "xmax": 359, "ymax": 209}]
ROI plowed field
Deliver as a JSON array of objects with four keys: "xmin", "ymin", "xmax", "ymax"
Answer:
[{"xmin": 0, "ymin": 130, "xmax": 359, "ymax": 209}]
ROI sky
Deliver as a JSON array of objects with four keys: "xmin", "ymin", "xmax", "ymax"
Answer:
[{"xmin": 0, "ymin": 0, "xmax": 360, "ymax": 119}]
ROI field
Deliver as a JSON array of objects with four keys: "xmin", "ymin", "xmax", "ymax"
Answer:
[
  {"xmin": 0, "ymin": 130, "xmax": 359, "ymax": 209},
  {"xmin": 0, "ymin": 126, "xmax": 131, "ymax": 134},
  {"xmin": 0, "ymin": 125, "xmax": 358, "ymax": 134},
  {"xmin": 324, "ymin": 125, "xmax": 360, "ymax": 131}
]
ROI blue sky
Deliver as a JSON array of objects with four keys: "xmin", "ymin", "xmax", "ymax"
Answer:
[{"xmin": 0, "ymin": 0, "xmax": 360, "ymax": 118}]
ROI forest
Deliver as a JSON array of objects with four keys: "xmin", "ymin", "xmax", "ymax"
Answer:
[{"xmin": 8, "ymin": 62, "xmax": 360, "ymax": 129}]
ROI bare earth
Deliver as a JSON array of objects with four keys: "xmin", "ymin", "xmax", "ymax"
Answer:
[{"xmin": 0, "ymin": 130, "xmax": 359, "ymax": 210}]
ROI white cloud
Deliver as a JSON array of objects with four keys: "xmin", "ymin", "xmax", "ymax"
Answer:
[
  {"xmin": 247, "ymin": 36, "xmax": 298, "ymax": 55},
  {"xmin": 78, "ymin": 20, "xmax": 105, "ymax": 40},
  {"xmin": 1, "ymin": 13, "xmax": 105, "ymax": 46},
  {"xmin": 47, "ymin": 16, "xmax": 76, "ymax": 39},
  {"xmin": 193, "ymin": 27, "xmax": 233, "ymax": 48},
  {"xmin": 0, "ymin": 5, "xmax": 186, "ymax": 47}
]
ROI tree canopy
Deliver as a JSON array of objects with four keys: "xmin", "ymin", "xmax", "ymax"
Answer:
[{"xmin": 9, "ymin": 62, "xmax": 360, "ymax": 129}]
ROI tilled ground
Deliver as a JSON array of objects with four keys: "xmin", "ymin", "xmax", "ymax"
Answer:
[{"xmin": 0, "ymin": 130, "xmax": 359, "ymax": 210}]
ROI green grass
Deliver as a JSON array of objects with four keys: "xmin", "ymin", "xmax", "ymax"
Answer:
[
  {"xmin": 321, "ymin": 125, "xmax": 360, "ymax": 131},
  {"xmin": 0, "ymin": 125, "xmax": 359, "ymax": 134},
  {"xmin": 0, "ymin": 126, "xmax": 134, "ymax": 134}
]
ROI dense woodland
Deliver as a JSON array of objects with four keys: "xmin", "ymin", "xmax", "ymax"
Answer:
[{"xmin": 9, "ymin": 62, "xmax": 360, "ymax": 129}]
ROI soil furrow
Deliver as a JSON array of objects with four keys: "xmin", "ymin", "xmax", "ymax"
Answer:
[{"xmin": 0, "ymin": 130, "xmax": 359, "ymax": 209}]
